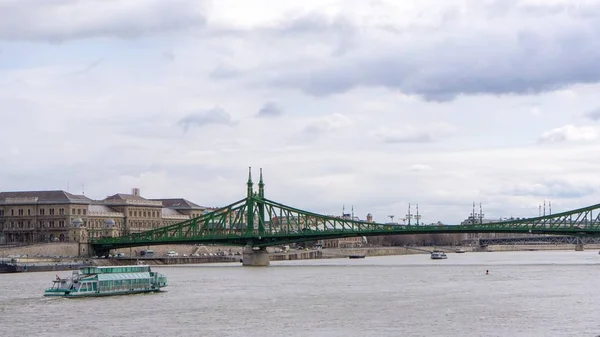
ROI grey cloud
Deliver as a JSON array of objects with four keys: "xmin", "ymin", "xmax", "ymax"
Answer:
[
  {"xmin": 255, "ymin": 3, "xmax": 600, "ymax": 101},
  {"xmin": 507, "ymin": 179, "xmax": 596, "ymax": 199},
  {"xmin": 162, "ymin": 52, "xmax": 175, "ymax": 61},
  {"xmin": 257, "ymin": 102, "xmax": 283, "ymax": 118},
  {"xmin": 178, "ymin": 107, "xmax": 236, "ymax": 132},
  {"xmin": 71, "ymin": 58, "xmax": 104, "ymax": 75},
  {"xmin": 585, "ymin": 108, "xmax": 600, "ymax": 121},
  {"xmin": 209, "ymin": 64, "xmax": 241, "ymax": 80},
  {"xmin": 374, "ymin": 124, "xmax": 455, "ymax": 144},
  {"xmin": 0, "ymin": 0, "xmax": 207, "ymax": 41}
]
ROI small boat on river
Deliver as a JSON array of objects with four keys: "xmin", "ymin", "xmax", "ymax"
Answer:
[
  {"xmin": 430, "ymin": 251, "xmax": 447, "ymax": 260},
  {"xmin": 44, "ymin": 265, "xmax": 167, "ymax": 298},
  {"xmin": 348, "ymin": 254, "xmax": 366, "ymax": 259}
]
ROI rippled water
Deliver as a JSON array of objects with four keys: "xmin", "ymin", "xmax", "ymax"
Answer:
[{"xmin": 1, "ymin": 250, "xmax": 599, "ymax": 337}]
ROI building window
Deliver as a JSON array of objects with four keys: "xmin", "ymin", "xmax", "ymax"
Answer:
[
  {"xmin": 50, "ymin": 221, "xmax": 55, "ymax": 228},
  {"xmin": 59, "ymin": 221, "xmax": 65, "ymax": 227},
  {"xmin": 0, "ymin": 209, "xmax": 4, "ymax": 216},
  {"xmin": 83, "ymin": 209, "xmax": 86, "ymax": 215},
  {"xmin": 18, "ymin": 209, "xmax": 23, "ymax": 216},
  {"xmin": 28, "ymin": 209, "xmax": 31, "ymax": 216},
  {"xmin": 50, "ymin": 209, "xmax": 55, "ymax": 215},
  {"xmin": 72, "ymin": 209, "xmax": 75, "ymax": 215},
  {"xmin": 77, "ymin": 209, "xmax": 81, "ymax": 215},
  {"xmin": 11, "ymin": 209, "xmax": 14, "ymax": 216},
  {"xmin": 59, "ymin": 208, "xmax": 64, "ymax": 215},
  {"xmin": 27, "ymin": 221, "xmax": 31, "ymax": 228},
  {"xmin": 40, "ymin": 209, "xmax": 45, "ymax": 216}
]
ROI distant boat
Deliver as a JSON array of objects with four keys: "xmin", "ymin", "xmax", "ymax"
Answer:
[
  {"xmin": 455, "ymin": 249, "xmax": 466, "ymax": 253},
  {"xmin": 348, "ymin": 254, "xmax": 365, "ymax": 259},
  {"xmin": 430, "ymin": 251, "xmax": 447, "ymax": 260}
]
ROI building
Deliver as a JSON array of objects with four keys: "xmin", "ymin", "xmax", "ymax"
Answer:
[{"xmin": 0, "ymin": 188, "xmax": 209, "ymax": 244}]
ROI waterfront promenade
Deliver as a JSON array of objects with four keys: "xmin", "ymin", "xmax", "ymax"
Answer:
[{"xmin": 3, "ymin": 242, "xmax": 600, "ymax": 271}]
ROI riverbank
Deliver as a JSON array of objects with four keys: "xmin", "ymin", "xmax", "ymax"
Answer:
[{"xmin": 3, "ymin": 243, "xmax": 599, "ymax": 273}]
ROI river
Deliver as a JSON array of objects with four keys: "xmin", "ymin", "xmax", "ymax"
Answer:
[{"xmin": 1, "ymin": 250, "xmax": 599, "ymax": 337}]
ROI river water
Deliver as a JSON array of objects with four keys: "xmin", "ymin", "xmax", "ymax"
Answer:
[{"xmin": 1, "ymin": 250, "xmax": 599, "ymax": 337}]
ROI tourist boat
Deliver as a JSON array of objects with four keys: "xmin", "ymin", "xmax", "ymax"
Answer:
[
  {"xmin": 430, "ymin": 251, "xmax": 447, "ymax": 260},
  {"xmin": 348, "ymin": 254, "xmax": 366, "ymax": 259},
  {"xmin": 454, "ymin": 248, "xmax": 466, "ymax": 253},
  {"xmin": 43, "ymin": 265, "xmax": 167, "ymax": 298}
]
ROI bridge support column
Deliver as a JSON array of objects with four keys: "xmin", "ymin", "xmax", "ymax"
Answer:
[
  {"xmin": 575, "ymin": 237, "xmax": 584, "ymax": 251},
  {"xmin": 242, "ymin": 246, "xmax": 270, "ymax": 267}
]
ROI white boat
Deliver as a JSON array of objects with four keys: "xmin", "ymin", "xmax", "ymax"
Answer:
[
  {"xmin": 430, "ymin": 251, "xmax": 447, "ymax": 260},
  {"xmin": 44, "ymin": 265, "xmax": 167, "ymax": 298}
]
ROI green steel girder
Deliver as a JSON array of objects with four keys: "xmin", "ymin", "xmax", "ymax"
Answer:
[{"xmin": 91, "ymin": 193, "xmax": 600, "ymax": 252}]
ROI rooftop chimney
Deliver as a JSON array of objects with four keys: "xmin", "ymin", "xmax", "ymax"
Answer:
[{"xmin": 132, "ymin": 188, "xmax": 140, "ymax": 196}]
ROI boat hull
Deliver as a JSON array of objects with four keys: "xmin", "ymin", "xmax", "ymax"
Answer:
[
  {"xmin": 44, "ymin": 288, "xmax": 165, "ymax": 298},
  {"xmin": 0, "ymin": 263, "xmax": 17, "ymax": 273}
]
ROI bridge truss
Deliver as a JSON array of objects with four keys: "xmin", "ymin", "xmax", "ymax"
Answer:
[{"xmin": 91, "ymin": 169, "xmax": 600, "ymax": 252}]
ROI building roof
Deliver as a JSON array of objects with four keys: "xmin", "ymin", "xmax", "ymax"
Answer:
[
  {"xmin": 151, "ymin": 198, "xmax": 206, "ymax": 210},
  {"xmin": 161, "ymin": 208, "xmax": 188, "ymax": 218},
  {"xmin": 103, "ymin": 193, "xmax": 163, "ymax": 207},
  {"xmin": 87, "ymin": 204, "xmax": 123, "ymax": 217},
  {"xmin": 0, "ymin": 190, "xmax": 92, "ymax": 204},
  {"xmin": 104, "ymin": 193, "xmax": 147, "ymax": 202}
]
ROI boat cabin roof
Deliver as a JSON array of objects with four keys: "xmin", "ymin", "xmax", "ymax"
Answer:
[
  {"xmin": 97, "ymin": 272, "xmax": 151, "ymax": 281},
  {"xmin": 80, "ymin": 265, "xmax": 151, "ymax": 275}
]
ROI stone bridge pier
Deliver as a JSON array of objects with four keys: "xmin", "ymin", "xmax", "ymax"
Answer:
[{"xmin": 242, "ymin": 245, "xmax": 270, "ymax": 266}]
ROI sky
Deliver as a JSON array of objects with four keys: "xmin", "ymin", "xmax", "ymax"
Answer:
[{"xmin": 2, "ymin": 0, "xmax": 600, "ymax": 225}]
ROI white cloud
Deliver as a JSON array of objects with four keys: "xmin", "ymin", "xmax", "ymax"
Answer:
[
  {"xmin": 303, "ymin": 113, "xmax": 353, "ymax": 135},
  {"xmin": 538, "ymin": 125, "xmax": 599, "ymax": 143},
  {"xmin": 3, "ymin": 1, "xmax": 600, "ymax": 225}
]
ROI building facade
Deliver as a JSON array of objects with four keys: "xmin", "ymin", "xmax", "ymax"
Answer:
[{"xmin": 0, "ymin": 189, "xmax": 208, "ymax": 244}]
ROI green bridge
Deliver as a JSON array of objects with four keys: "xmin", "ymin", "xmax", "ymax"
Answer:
[{"xmin": 91, "ymin": 168, "xmax": 600, "ymax": 265}]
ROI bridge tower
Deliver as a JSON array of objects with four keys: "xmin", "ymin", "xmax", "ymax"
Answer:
[
  {"xmin": 258, "ymin": 168, "xmax": 265, "ymax": 234},
  {"xmin": 242, "ymin": 167, "xmax": 270, "ymax": 266},
  {"xmin": 246, "ymin": 167, "xmax": 254, "ymax": 234}
]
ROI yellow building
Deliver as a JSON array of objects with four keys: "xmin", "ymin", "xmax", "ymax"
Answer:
[{"xmin": 0, "ymin": 189, "xmax": 208, "ymax": 244}]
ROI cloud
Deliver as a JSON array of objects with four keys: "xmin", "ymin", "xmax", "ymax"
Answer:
[
  {"xmin": 70, "ymin": 58, "xmax": 104, "ymax": 75},
  {"xmin": 6, "ymin": 1, "xmax": 600, "ymax": 226},
  {"xmin": 209, "ymin": 64, "xmax": 241, "ymax": 80},
  {"xmin": 538, "ymin": 125, "xmax": 598, "ymax": 143},
  {"xmin": 0, "ymin": 0, "xmax": 207, "ymax": 41},
  {"xmin": 231, "ymin": 1, "xmax": 600, "ymax": 101},
  {"xmin": 408, "ymin": 164, "xmax": 432, "ymax": 172},
  {"xmin": 303, "ymin": 113, "xmax": 352, "ymax": 135},
  {"xmin": 585, "ymin": 107, "xmax": 600, "ymax": 121},
  {"xmin": 373, "ymin": 124, "xmax": 455, "ymax": 144},
  {"xmin": 177, "ymin": 107, "xmax": 237, "ymax": 132},
  {"xmin": 505, "ymin": 179, "xmax": 597, "ymax": 199},
  {"xmin": 257, "ymin": 102, "xmax": 283, "ymax": 118}
]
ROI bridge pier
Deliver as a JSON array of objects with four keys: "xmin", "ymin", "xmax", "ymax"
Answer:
[{"xmin": 242, "ymin": 246, "xmax": 270, "ymax": 267}]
